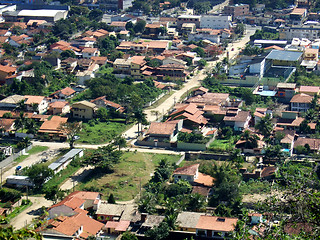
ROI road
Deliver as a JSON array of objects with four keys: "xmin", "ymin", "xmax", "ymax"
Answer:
[
  {"xmin": 10, "ymin": 196, "xmax": 53, "ymax": 230},
  {"xmin": 8, "ymin": 27, "xmax": 257, "ymax": 229}
]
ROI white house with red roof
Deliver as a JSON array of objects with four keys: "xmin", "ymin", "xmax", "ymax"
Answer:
[{"xmin": 24, "ymin": 95, "xmax": 48, "ymax": 114}]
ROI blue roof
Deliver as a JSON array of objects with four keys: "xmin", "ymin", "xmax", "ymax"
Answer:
[{"xmin": 266, "ymin": 50, "xmax": 303, "ymax": 62}]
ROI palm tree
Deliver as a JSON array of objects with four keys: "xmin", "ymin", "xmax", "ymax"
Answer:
[
  {"xmin": 134, "ymin": 108, "xmax": 147, "ymax": 136},
  {"xmin": 255, "ymin": 114, "xmax": 273, "ymax": 138},
  {"xmin": 113, "ymin": 135, "xmax": 127, "ymax": 151},
  {"xmin": 14, "ymin": 112, "xmax": 26, "ymax": 131}
]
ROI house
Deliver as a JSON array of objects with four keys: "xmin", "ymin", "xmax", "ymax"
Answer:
[
  {"xmin": 294, "ymin": 137, "xmax": 320, "ymax": 152},
  {"xmin": 176, "ymin": 211, "xmax": 203, "ymax": 232},
  {"xmin": 82, "ymin": 47, "xmax": 100, "ymax": 59},
  {"xmin": 236, "ymin": 133, "xmax": 266, "ymax": 155},
  {"xmin": 276, "ymin": 83, "xmax": 297, "ymax": 102},
  {"xmin": 0, "ymin": 118, "xmax": 15, "ymax": 136},
  {"xmin": 192, "ymin": 87, "xmax": 209, "ymax": 96},
  {"xmin": 96, "ymin": 202, "xmax": 126, "ymax": 222},
  {"xmin": 24, "ymin": 95, "xmax": 48, "ymax": 114},
  {"xmin": 173, "ymin": 164, "xmax": 214, "ymax": 188},
  {"xmin": 290, "ymin": 93, "xmax": 313, "ymax": 112},
  {"xmin": 200, "ymin": 14, "xmax": 232, "ymax": 30},
  {"xmin": 49, "ymin": 149, "xmax": 84, "ymax": 174},
  {"xmin": 103, "ymin": 220, "xmax": 130, "ymax": 235},
  {"xmin": 130, "ymin": 56, "xmax": 146, "ymax": 80},
  {"xmin": 155, "ymin": 63, "xmax": 188, "ymax": 82},
  {"xmin": 71, "ymin": 101, "xmax": 97, "ymax": 120},
  {"xmin": 48, "ymin": 101, "xmax": 70, "ymax": 115},
  {"xmin": 0, "ymin": 64, "xmax": 16, "ymax": 83},
  {"xmin": 110, "ymin": 21, "xmax": 127, "ymax": 31},
  {"xmin": 50, "ymin": 87, "xmax": 76, "ymax": 100},
  {"xmin": 289, "ymin": 8, "xmax": 307, "ymax": 25},
  {"xmin": 0, "ymin": 95, "xmax": 25, "ymax": 110},
  {"xmin": 144, "ymin": 120, "xmax": 183, "ymax": 143},
  {"xmin": 196, "ymin": 215, "xmax": 238, "ymax": 238},
  {"xmin": 113, "ymin": 58, "xmax": 132, "ymax": 75},
  {"xmin": 299, "ymin": 85, "xmax": 320, "ymax": 96},
  {"xmin": 254, "ymin": 108, "xmax": 272, "ymax": 125},
  {"xmin": 248, "ymin": 213, "xmax": 263, "ymax": 225},
  {"xmin": 168, "ymin": 104, "xmax": 208, "ymax": 129},
  {"xmin": 304, "ymin": 48, "xmax": 318, "ymax": 61},
  {"xmin": 90, "ymin": 96, "xmax": 125, "ymax": 114},
  {"xmin": 224, "ymin": 109, "xmax": 252, "ymax": 131},
  {"xmin": 8, "ymin": 34, "xmax": 33, "ymax": 47},
  {"xmin": 61, "ymin": 58, "xmax": 78, "ymax": 73},
  {"xmin": 48, "ymin": 191, "xmax": 101, "ymax": 218},
  {"xmin": 276, "ymin": 111, "xmax": 304, "ymax": 130},
  {"xmin": 37, "ymin": 116, "xmax": 68, "ymax": 140},
  {"xmin": 187, "ymin": 93, "xmax": 230, "ymax": 107}
]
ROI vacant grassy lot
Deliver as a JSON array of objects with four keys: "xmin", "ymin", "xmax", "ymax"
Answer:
[
  {"xmin": 77, "ymin": 121, "xmax": 128, "ymax": 145},
  {"xmin": 208, "ymin": 139, "xmax": 234, "ymax": 152},
  {"xmin": 76, "ymin": 152, "xmax": 181, "ymax": 201}
]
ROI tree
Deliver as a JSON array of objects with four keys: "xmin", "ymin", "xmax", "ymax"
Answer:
[
  {"xmin": 151, "ymin": 158, "xmax": 174, "ymax": 183},
  {"xmin": 194, "ymin": 47, "xmax": 205, "ymax": 58},
  {"xmin": 96, "ymin": 107, "xmax": 109, "ymax": 122},
  {"xmin": 108, "ymin": 193, "xmax": 116, "ymax": 204},
  {"xmin": 235, "ymin": 23, "xmax": 245, "ymax": 35},
  {"xmin": 24, "ymin": 164, "xmax": 54, "ymax": 189},
  {"xmin": 255, "ymin": 114, "xmax": 273, "ymax": 138},
  {"xmin": 113, "ymin": 135, "xmax": 127, "ymax": 151},
  {"xmin": 121, "ymin": 231, "xmax": 138, "ymax": 240},
  {"xmin": 299, "ymin": 119, "xmax": 311, "ymax": 134},
  {"xmin": 0, "ymin": 226, "xmax": 42, "ymax": 240},
  {"xmin": 240, "ymin": 130, "xmax": 258, "ymax": 149},
  {"xmin": 84, "ymin": 145, "xmax": 122, "ymax": 170},
  {"xmin": 145, "ymin": 222, "xmax": 169, "ymax": 240},
  {"xmin": 88, "ymin": 9, "xmax": 103, "ymax": 21},
  {"xmin": 198, "ymin": 59, "xmax": 207, "ymax": 69},
  {"xmin": 186, "ymin": 193, "xmax": 206, "ymax": 212},
  {"xmin": 14, "ymin": 111, "xmax": 26, "ymax": 131},
  {"xmin": 134, "ymin": 108, "xmax": 147, "ymax": 136},
  {"xmin": 59, "ymin": 122, "xmax": 82, "ymax": 148},
  {"xmin": 61, "ymin": 50, "xmax": 76, "ymax": 60},
  {"xmin": 133, "ymin": 20, "xmax": 146, "ymax": 33},
  {"xmin": 44, "ymin": 185, "xmax": 65, "ymax": 203}
]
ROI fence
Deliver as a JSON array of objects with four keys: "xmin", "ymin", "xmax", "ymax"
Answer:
[{"xmin": 0, "ymin": 145, "xmax": 33, "ymax": 169}]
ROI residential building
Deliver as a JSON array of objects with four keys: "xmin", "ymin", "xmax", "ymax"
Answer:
[
  {"xmin": 91, "ymin": 96, "xmax": 125, "ymax": 114},
  {"xmin": 200, "ymin": 14, "xmax": 232, "ymax": 30},
  {"xmin": 110, "ymin": 21, "xmax": 127, "ymax": 31},
  {"xmin": 177, "ymin": 15, "xmax": 201, "ymax": 29},
  {"xmin": 71, "ymin": 101, "xmax": 97, "ymax": 120},
  {"xmin": 0, "ymin": 64, "xmax": 16, "ymax": 82},
  {"xmin": 130, "ymin": 56, "xmax": 146, "ymax": 80},
  {"xmin": 276, "ymin": 83, "xmax": 297, "ymax": 102},
  {"xmin": 276, "ymin": 111, "xmax": 304, "ymax": 130},
  {"xmin": 279, "ymin": 25, "xmax": 320, "ymax": 41},
  {"xmin": 224, "ymin": 4, "xmax": 249, "ymax": 18},
  {"xmin": 176, "ymin": 211, "xmax": 203, "ymax": 232},
  {"xmin": 0, "ymin": 95, "xmax": 25, "ymax": 110},
  {"xmin": 289, "ymin": 8, "xmax": 307, "ymax": 25},
  {"xmin": 223, "ymin": 109, "xmax": 251, "ymax": 131},
  {"xmin": 24, "ymin": 95, "xmax": 48, "ymax": 114},
  {"xmin": 0, "ymin": 118, "xmax": 15, "ymax": 136},
  {"xmin": 144, "ymin": 120, "xmax": 183, "ymax": 143},
  {"xmin": 186, "ymin": 92, "xmax": 229, "ymax": 107},
  {"xmin": 113, "ymin": 58, "xmax": 132, "ymax": 75},
  {"xmin": 38, "ymin": 116, "xmax": 68, "ymax": 140},
  {"xmin": 82, "ymin": 47, "xmax": 100, "ymax": 59},
  {"xmin": 156, "ymin": 63, "xmax": 188, "ymax": 81},
  {"xmin": 48, "ymin": 101, "xmax": 70, "ymax": 115},
  {"xmin": 299, "ymin": 85, "xmax": 320, "ymax": 96},
  {"xmin": 294, "ymin": 137, "xmax": 320, "ymax": 152},
  {"xmin": 304, "ymin": 48, "xmax": 318, "ymax": 61},
  {"xmin": 50, "ymin": 87, "xmax": 76, "ymax": 100},
  {"xmin": 196, "ymin": 215, "xmax": 238, "ymax": 238},
  {"xmin": 290, "ymin": 93, "xmax": 313, "ymax": 112}
]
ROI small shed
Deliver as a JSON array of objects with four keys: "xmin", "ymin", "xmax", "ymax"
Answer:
[{"xmin": 49, "ymin": 148, "xmax": 83, "ymax": 174}]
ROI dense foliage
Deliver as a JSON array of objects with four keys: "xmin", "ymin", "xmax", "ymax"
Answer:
[{"xmin": 233, "ymin": 0, "xmax": 294, "ymax": 9}]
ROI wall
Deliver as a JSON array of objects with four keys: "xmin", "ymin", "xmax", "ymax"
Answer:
[
  {"xmin": 136, "ymin": 139, "xmax": 171, "ymax": 148},
  {"xmin": 177, "ymin": 142, "xmax": 206, "ymax": 151},
  {"xmin": 0, "ymin": 145, "xmax": 33, "ymax": 169}
]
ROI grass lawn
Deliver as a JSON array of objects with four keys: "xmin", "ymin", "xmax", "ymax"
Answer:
[
  {"xmin": 77, "ymin": 121, "xmax": 129, "ymax": 145},
  {"xmin": 14, "ymin": 146, "xmax": 49, "ymax": 164},
  {"xmin": 76, "ymin": 152, "xmax": 181, "ymax": 201},
  {"xmin": 208, "ymin": 139, "xmax": 234, "ymax": 152}
]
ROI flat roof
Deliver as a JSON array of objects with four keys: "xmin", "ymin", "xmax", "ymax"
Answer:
[
  {"xmin": 266, "ymin": 50, "xmax": 303, "ymax": 61},
  {"xmin": 178, "ymin": 15, "xmax": 201, "ymax": 19},
  {"xmin": 18, "ymin": 9, "xmax": 67, "ymax": 17},
  {"xmin": 254, "ymin": 40, "xmax": 287, "ymax": 45}
]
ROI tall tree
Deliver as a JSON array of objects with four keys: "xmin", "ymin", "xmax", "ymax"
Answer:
[
  {"xmin": 255, "ymin": 114, "xmax": 273, "ymax": 138},
  {"xmin": 59, "ymin": 122, "xmax": 82, "ymax": 148},
  {"xmin": 24, "ymin": 164, "xmax": 54, "ymax": 190}
]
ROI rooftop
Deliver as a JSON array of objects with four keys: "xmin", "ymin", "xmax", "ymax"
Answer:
[
  {"xmin": 290, "ymin": 93, "xmax": 313, "ymax": 103},
  {"xmin": 196, "ymin": 215, "xmax": 238, "ymax": 232},
  {"xmin": 176, "ymin": 211, "xmax": 203, "ymax": 229},
  {"xmin": 266, "ymin": 50, "xmax": 303, "ymax": 62},
  {"xmin": 173, "ymin": 164, "xmax": 199, "ymax": 176},
  {"xmin": 147, "ymin": 121, "xmax": 179, "ymax": 136}
]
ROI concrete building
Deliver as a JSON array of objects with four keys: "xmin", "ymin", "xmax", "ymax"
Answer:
[
  {"xmin": 177, "ymin": 15, "xmax": 201, "ymax": 29},
  {"xmin": 11, "ymin": 9, "xmax": 68, "ymax": 22},
  {"xmin": 224, "ymin": 4, "xmax": 249, "ymax": 19},
  {"xmin": 279, "ymin": 25, "xmax": 320, "ymax": 41},
  {"xmin": 71, "ymin": 100, "xmax": 97, "ymax": 120},
  {"xmin": 200, "ymin": 14, "xmax": 232, "ymax": 30}
]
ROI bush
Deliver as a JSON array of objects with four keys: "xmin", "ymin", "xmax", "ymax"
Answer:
[{"xmin": 0, "ymin": 188, "xmax": 21, "ymax": 203}]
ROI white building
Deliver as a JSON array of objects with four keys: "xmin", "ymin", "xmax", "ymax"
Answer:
[
  {"xmin": 279, "ymin": 25, "xmax": 320, "ymax": 41},
  {"xmin": 17, "ymin": 9, "xmax": 68, "ymax": 22},
  {"xmin": 200, "ymin": 14, "xmax": 232, "ymax": 30}
]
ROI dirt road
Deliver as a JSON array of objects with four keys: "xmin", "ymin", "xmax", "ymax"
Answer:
[{"xmin": 10, "ymin": 196, "xmax": 53, "ymax": 230}]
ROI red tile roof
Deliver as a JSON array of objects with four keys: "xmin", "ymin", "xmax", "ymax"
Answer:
[
  {"xmin": 173, "ymin": 164, "xmax": 199, "ymax": 176},
  {"xmin": 147, "ymin": 121, "xmax": 178, "ymax": 136},
  {"xmin": 196, "ymin": 215, "xmax": 238, "ymax": 232},
  {"xmin": 290, "ymin": 93, "xmax": 313, "ymax": 103},
  {"xmin": 194, "ymin": 172, "xmax": 214, "ymax": 187}
]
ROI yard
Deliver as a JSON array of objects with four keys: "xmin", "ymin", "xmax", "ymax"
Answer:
[
  {"xmin": 14, "ymin": 146, "xmax": 49, "ymax": 164},
  {"xmin": 75, "ymin": 152, "xmax": 181, "ymax": 201},
  {"xmin": 77, "ymin": 121, "xmax": 129, "ymax": 145}
]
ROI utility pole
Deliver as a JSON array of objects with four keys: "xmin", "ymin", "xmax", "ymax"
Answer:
[{"xmin": 0, "ymin": 167, "xmax": 2, "ymax": 188}]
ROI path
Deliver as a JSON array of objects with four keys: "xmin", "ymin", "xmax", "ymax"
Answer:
[{"xmin": 10, "ymin": 196, "xmax": 53, "ymax": 230}]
